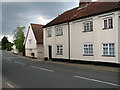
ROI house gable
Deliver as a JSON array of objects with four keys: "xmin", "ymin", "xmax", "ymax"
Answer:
[{"xmin": 25, "ymin": 24, "xmax": 37, "ymax": 49}]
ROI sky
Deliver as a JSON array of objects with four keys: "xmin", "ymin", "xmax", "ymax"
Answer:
[
  {"xmin": 1, "ymin": 1, "xmax": 79, "ymax": 42},
  {"xmin": 1, "ymin": 0, "xmax": 119, "ymax": 42}
]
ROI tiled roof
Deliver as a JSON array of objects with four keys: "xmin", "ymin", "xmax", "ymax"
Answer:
[
  {"xmin": 30, "ymin": 23, "xmax": 44, "ymax": 44},
  {"xmin": 43, "ymin": 2, "xmax": 120, "ymax": 28}
]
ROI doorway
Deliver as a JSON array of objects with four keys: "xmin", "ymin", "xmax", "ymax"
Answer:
[{"xmin": 48, "ymin": 46, "xmax": 52, "ymax": 59}]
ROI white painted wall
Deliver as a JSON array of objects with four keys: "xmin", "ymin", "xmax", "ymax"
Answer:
[
  {"xmin": 44, "ymin": 10, "xmax": 120, "ymax": 64},
  {"xmin": 44, "ymin": 24, "xmax": 69, "ymax": 59},
  {"xmin": 25, "ymin": 25, "xmax": 37, "ymax": 57},
  {"xmin": 37, "ymin": 44, "xmax": 44, "ymax": 59}
]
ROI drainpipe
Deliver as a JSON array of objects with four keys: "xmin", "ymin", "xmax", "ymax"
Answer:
[{"xmin": 68, "ymin": 22, "xmax": 70, "ymax": 60}]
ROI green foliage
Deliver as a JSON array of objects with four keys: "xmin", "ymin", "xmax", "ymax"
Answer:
[
  {"xmin": 1, "ymin": 36, "xmax": 9, "ymax": 50},
  {"xmin": 31, "ymin": 52, "xmax": 35, "ymax": 57},
  {"xmin": 6, "ymin": 42, "xmax": 13, "ymax": 51},
  {"xmin": 13, "ymin": 26, "xmax": 25, "ymax": 52}
]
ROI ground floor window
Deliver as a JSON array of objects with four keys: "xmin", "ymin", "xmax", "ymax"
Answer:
[
  {"xmin": 56, "ymin": 44, "xmax": 63, "ymax": 55},
  {"xmin": 29, "ymin": 49, "xmax": 32, "ymax": 54},
  {"xmin": 102, "ymin": 43, "xmax": 115, "ymax": 56},
  {"xmin": 84, "ymin": 43, "xmax": 93, "ymax": 55}
]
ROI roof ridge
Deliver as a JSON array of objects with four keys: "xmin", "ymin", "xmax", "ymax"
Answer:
[{"xmin": 30, "ymin": 23, "xmax": 44, "ymax": 26}]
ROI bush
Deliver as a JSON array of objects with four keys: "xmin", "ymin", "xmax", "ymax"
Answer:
[
  {"xmin": 31, "ymin": 52, "xmax": 35, "ymax": 58},
  {"xmin": 44, "ymin": 57, "xmax": 48, "ymax": 61}
]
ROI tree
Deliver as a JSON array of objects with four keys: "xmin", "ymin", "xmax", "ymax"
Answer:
[
  {"xmin": 1, "ymin": 36, "xmax": 9, "ymax": 50},
  {"xmin": 13, "ymin": 26, "xmax": 25, "ymax": 52}
]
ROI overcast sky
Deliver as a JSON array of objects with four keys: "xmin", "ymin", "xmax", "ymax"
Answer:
[
  {"xmin": 1, "ymin": 0, "xmax": 119, "ymax": 42},
  {"xmin": 1, "ymin": 2, "xmax": 79, "ymax": 42}
]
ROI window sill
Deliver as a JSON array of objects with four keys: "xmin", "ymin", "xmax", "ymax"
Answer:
[
  {"xmin": 56, "ymin": 34, "xmax": 63, "ymax": 36},
  {"xmin": 56, "ymin": 53, "xmax": 63, "ymax": 55},
  {"xmin": 47, "ymin": 36, "xmax": 52, "ymax": 38},
  {"xmin": 102, "ymin": 55, "xmax": 115, "ymax": 57},
  {"xmin": 82, "ymin": 30, "xmax": 93, "ymax": 33},
  {"xmin": 102, "ymin": 27, "xmax": 113, "ymax": 30},
  {"xmin": 83, "ymin": 54, "xmax": 94, "ymax": 56}
]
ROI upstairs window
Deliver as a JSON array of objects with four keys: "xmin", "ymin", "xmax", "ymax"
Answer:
[
  {"xmin": 102, "ymin": 43, "xmax": 115, "ymax": 56},
  {"xmin": 47, "ymin": 29, "xmax": 52, "ymax": 37},
  {"xmin": 56, "ymin": 27, "xmax": 63, "ymax": 36},
  {"xmin": 83, "ymin": 43, "xmax": 93, "ymax": 55},
  {"xmin": 29, "ymin": 39, "xmax": 32, "ymax": 44},
  {"xmin": 103, "ymin": 17, "xmax": 113, "ymax": 29},
  {"xmin": 56, "ymin": 44, "xmax": 63, "ymax": 55},
  {"xmin": 83, "ymin": 21, "xmax": 93, "ymax": 32}
]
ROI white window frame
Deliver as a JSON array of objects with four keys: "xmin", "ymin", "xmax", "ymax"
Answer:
[
  {"xmin": 83, "ymin": 21, "xmax": 93, "ymax": 32},
  {"xmin": 56, "ymin": 44, "xmax": 63, "ymax": 55},
  {"xmin": 103, "ymin": 17, "xmax": 113, "ymax": 29},
  {"xmin": 102, "ymin": 43, "xmax": 115, "ymax": 56},
  {"xmin": 47, "ymin": 29, "xmax": 52, "ymax": 37},
  {"xmin": 56, "ymin": 26, "xmax": 63, "ymax": 36},
  {"xmin": 29, "ymin": 49, "xmax": 32, "ymax": 54},
  {"xmin": 29, "ymin": 39, "xmax": 32, "ymax": 44},
  {"xmin": 83, "ymin": 43, "xmax": 93, "ymax": 55}
]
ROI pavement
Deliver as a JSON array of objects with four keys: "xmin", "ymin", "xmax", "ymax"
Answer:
[
  {"xmin": 10, "ymin": 51, "xmax": 120, "ymax": 72},
  {"xmin": 2, "ymin": 50, "xmax": 120, "ymax": 88}
]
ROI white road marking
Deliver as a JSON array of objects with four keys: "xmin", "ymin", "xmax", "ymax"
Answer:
[
  {"xmin": 30, "ymin": 65, "xmax": 54, "ymax": 72},
  {"xmin": 74, "ymin": 75, "xmax": 120, "ymax": 87},
  {"xmin": 14, "ymin": 61, "xmax": 25, "ymax": 65},
  {"xmin": 30, "ymin": 65, "xmax": 37, "ymax": 68},
  {"xmin": 6, "ymin": 82, "xmax": 14, "ymax": 88},
  {"xmin": 37, "ymin": 67, "xmax": 54, "ymax": 72}
]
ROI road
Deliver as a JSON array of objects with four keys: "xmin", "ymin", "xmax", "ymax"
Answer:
[{"xmin": 2, "ymin": 50, "xmax": 120, "ymax": 88}]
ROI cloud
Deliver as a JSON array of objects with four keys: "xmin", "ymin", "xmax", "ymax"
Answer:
[
  {"xmin": 2, "ymin": 0, "xmax": 78, "ymax": 2},
  {"xmin": 2, "ymin": 2, "xmax": 78, "ymax": 42},
  {"xmin": 36, "ymin": 16, "xmax": 52, "ymax": 25},
  {"xmin": 2, "ymin": 2, "xmax": 78, "ymax": 33}
]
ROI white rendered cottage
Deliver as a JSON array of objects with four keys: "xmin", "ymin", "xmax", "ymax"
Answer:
[
  {"xmin": 25, "ymin": 23, "xmax": 44, "ymax": 59},
  {"xmin": 43, "ymin": 1, "xmax": 120, "ymax": 64}
]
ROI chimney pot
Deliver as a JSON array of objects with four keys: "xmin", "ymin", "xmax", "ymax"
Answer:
[{"xmin": 79, "ymin": 0, "xmax": 92, "ymax": 7}]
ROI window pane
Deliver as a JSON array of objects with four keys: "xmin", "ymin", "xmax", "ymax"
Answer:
[
  {"xmin": 87, "ymin": 23, "xmax": 89, "ymax": 31},
  {"xmin": 104, "ymin": 20, "xmax": 107, "ymax": 28},
  {"xmin": 90, "ymin": 21, "xmax": 93, "ymax": 31},
  {"xmin": 109, "ymin": 43, "xmax": 115, "ymax": 55},
  {"xmin": 29, "ymin": 39, "xmax": 32, "ymax": 44},
  {"xmin": 108, "ymin": 18, "xmax": 113, "ymax": 28},
  {"xmin": 103, "ymin": 43, "xmax": 108, "ymax": 55},
  {"xmin": 84, "ymin": 23, "xmax": 86, "ymax": 31}
]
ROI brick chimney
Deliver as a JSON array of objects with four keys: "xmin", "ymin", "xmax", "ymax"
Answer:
[{"xmin": 79, "ymin": 0, "xmax": 92, "ymax": 7}]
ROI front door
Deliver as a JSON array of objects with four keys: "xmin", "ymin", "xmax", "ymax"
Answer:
[{"xmin": 48, "ymin": 46, "xmax": 52, "ymax": 59}]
